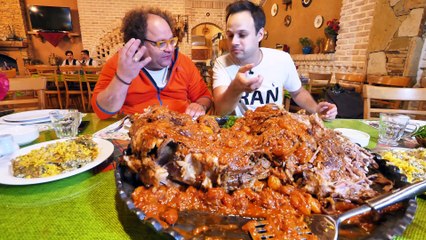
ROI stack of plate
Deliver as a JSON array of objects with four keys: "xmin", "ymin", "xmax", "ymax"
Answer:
[
  {"xmin": 0, "ymin": 109, "xmax": 54, "ymax": 125},
  {"xmin": 0, "ymin": 110, "xmax": 57, "ymax": 146}
]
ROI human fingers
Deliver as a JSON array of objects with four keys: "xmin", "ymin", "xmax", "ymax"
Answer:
[
  {"xmin": 248, "ymin": 75, "xmax": 263, "ymax": 90},
  {"xmin": 120, "ymin": 39, "xmax": 138, "ymax": 60},
  {"xmin": 185, "ymin": 103, "xmax": 204, "ymax": 119},
  {"xmin": 319, "ymin": 103, "xmax": 337, "ymax": 120},
  {"xmin": 125, "ymin": 39, "xmax": 142, "ymax": 59},
  {"xmin": 133, "ymin": 46, "xmax": 152, "ymax": 67},
  {"xmin": 238, "ymin": 64, "xmax": 255, "ymax": 74},
  {"xmin": 132, "ymin": 45, "xmax": 147, "ymax": 63}
]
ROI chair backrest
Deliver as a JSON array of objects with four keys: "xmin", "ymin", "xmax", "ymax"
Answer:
[
  {"xmin": 82, "ymin": 66, "xmax": 102, "ymax": 83},
  {"xmin": 36, "ymin": 65, "xmax": 58, "ymax": 80},
  {"xmin": 59, "ymin": 66, "xmax": 82, "ymax": 83},
  {"xmin": 307, "ymin": 72, "xmax": 332, "ymax": 93},
  {"xmin": 25, "ymin": 65, "xmax": 47, "ymax": 76},
  {"xmin": 0, "ymin": 77, "xmax": 46, "ymax": 111},
  {"xmin": 363, "ymin": 85, "xmax": 426, "ymax": 119},
  {"xmin": 367, "ymin": 75, "xmax": 412, "ymax": 87},
  {"xmin": 335, "ymin": 73, "xmax": 365, "ymax": 93}
]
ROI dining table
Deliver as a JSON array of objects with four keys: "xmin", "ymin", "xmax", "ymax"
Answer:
[{"xmin": 0, "ymin": 113, "xmax": 425, "ymax": 240}]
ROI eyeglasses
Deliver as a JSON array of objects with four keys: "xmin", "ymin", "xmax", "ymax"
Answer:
[{"xmin": 144, "ymin": 37, "xmax": 178, "ymax": 50}]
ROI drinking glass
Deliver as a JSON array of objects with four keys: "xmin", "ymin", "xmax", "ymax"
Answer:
[
  {"xmin": 49, "ymin": 110, "xmax": 81, "ymax": 139},
  {"xmin": 378, "ymin": 113, "xmax": 410, "ymax": 146},
  {"xmin": 0, "ymin": 134, "xmax": 19, "ymax": 159}
]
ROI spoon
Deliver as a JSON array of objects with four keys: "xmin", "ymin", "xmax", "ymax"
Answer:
[{"xmin": 306, "ymin": 180, "xmax": 426, "ymax": 240}]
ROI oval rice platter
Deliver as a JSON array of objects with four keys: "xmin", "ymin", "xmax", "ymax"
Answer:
[{"xmin": 0, "ymin": 138, "xmax": 114, "ymax": 185}]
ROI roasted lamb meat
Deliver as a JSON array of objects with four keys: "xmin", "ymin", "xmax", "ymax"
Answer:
[{"xmin": 125, "ymin": 105, "xmax": 382, "ymax": 203}]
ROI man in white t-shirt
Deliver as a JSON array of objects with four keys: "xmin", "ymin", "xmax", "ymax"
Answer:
[{"xmin": 213, "ymin": 1, "xmax": 337, "ymax": 119}]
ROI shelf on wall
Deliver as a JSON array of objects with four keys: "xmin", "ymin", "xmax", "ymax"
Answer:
[
  {"xmin": 27, "ymin": 31, "xmax": 80, "ymax": 37},
  {"xmin": 0, "ymin": 40, "xmax": 28, "ymax": 48},
  {"xmin": 291, "ymin": 53, "xmax": 334, "ymax": 61}
]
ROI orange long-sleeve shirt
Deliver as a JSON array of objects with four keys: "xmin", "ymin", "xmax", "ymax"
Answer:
[{"xmin": 91, "ymin": 50, "xmax": 212, "ymax": 119}]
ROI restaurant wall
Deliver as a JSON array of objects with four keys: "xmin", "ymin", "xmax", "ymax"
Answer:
[
  {"xmin": 25, "ymin": 0, "xmax": 83, "ymax": 64},
  {"xmin": 77, "ymin": 0, "xmax": 237, "ymax": 63},
  {"xmin": 0, "ymin": 0, "xmax": 27, "ymax": 41},
  {"xmin": 262, "ymin": 0, "xmax": 343, "ymax": 54}
]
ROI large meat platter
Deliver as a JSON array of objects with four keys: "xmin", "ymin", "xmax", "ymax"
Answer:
[{"xmin": 115, "ymin": 105, "xmax": 417, "ymax": 239}]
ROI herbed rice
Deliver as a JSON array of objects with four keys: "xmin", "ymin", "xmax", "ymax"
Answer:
[
  {"xmin": 12, "ymin": 136, "xmax": 99, "ymax": 178},
  {"xmin": 379, "ymin": 148, "xmax": 426, "ymax": 182}
]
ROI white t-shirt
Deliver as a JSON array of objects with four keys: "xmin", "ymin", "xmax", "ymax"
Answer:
[
  {"xmin": 213, "ymin": 47, "xmax": 301, "ymax": 116},
  {"xmin": 145, "ymin": 66, "xmax": 169, "ymax": 89}
]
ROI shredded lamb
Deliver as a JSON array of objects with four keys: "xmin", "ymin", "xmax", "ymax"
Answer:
[{"xmin": 125, "ymin": 105, "xmax": 381, "ymax": 203}]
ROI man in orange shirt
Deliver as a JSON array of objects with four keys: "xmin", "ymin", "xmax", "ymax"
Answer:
[{"xmin": 92, "ymin": 7, "xmax": 212, "ymax": 119}]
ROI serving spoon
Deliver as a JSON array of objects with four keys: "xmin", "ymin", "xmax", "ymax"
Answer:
[{"xmin": 306, "ymin": 180, "xmax": 426, "ymax": 240}]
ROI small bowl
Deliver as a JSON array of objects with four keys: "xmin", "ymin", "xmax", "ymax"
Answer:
[
  {"xmin": 334, "ymin": 128, "xmax": 370, "ymax": 147},
  {"xmin": 0, "ymin": 125, "xmax": 39, "ymax": 146},
  {"xmin": 415, "ymin": 136, "xmax": 426, "ymax": 148}
]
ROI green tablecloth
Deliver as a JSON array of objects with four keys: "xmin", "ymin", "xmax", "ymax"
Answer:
[{"xmin": 0, "ymin": 116, "xmax": 425, "ymax": 239}]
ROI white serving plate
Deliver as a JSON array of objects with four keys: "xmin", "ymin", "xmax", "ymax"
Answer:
[
  {"xmin": 334, "ymin": 128, "xmax": 370, "ymax": 147},
  {"xmin": 0, "ymin": 138, "xmax": 114, "ymax": 185},
  {"xmin": 0, "ymin": 125, "xmax": 39, "ymax": 145},
  {"xmin": 2, "ymin": 109, "xmax": 55, "ymax": 122}
]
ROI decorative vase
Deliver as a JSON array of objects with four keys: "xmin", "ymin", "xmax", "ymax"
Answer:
[
  {"xmin": 302, "ymin": 46, "xmax": 312, "ymax": 54},
  {"xmin": 324, "ymin": 35, "xmax": 337, "ymax": 53}
]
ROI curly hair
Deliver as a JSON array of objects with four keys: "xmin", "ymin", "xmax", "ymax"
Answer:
[{"xmin": 121, "ymin": 7, "xmax": 175, "ymax": 43}]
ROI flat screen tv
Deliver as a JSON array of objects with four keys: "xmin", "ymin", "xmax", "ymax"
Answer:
[{"xmin": 28, "ymin": 5, "xmax": 73, "ymax": 32}]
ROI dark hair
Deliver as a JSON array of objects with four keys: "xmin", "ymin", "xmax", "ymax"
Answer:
[
  {"xmin": 65, "ymin": 50, "xmax": 73, "ymax": 56},
  {"xmin": 226, "ymin": 0, "xmax": 265, "ymax": 33},
  {"xmin": 121, "ymin": 7, "xmax": 174, "ymax": 43},
  {"xmin": 81, "ymin": 50, "xmax": 90, "ymax": 55}
]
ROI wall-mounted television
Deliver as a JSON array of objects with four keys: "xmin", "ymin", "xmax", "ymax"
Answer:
[{"xmin": 28, "ymin": 5, "xmax": 73, "ymax": 32}]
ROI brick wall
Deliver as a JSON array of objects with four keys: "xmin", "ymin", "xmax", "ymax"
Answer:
[
  {"xmin": 77, "ymin": 0, "xmax": 235, "ymax": 61},
  {"xmin": 334, "ymin": 0, "xmax": 376, "ymax": 73},
  {"xmin": 292, "ymin": 0, "xmax": 377, "ymax": 78},
  {"xmin": 77, "ymin": 0, "xmax": 384, "ymax": 75},
  {"xmin": 0, "ymin": 0, "xmax": 27, "ymax": 40},
  {"xmin": 0, "ymin": 0, "xmax": 29, "ymax": 74}
]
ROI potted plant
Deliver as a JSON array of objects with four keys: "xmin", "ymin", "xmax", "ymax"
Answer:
[
  {"xmin": 324, "ymin": 18, "xmax": 340, "ymax": 53},
  {"xmin": 299, "ymin": 37, "xmax": 312, "ymax": 54}
]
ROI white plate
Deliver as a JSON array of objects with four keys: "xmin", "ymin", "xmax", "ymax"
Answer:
[
  {"xmin": 0, "ymin": 125, "xmax": 39, "ymax": 145},
  {"xmin": 0, "ymin": 117, "xmax": 51, "ymax": 125},
  {"xmin": 334, "ymin": 128, "xmax": 370, "ymax": 147},
  {"xmin": 314, "ymin": 15, "xmax": 323, "ymax": 28},
  {"xmin": 0, "ymin": 138, "xmax": 114, "ymax": 185},
  {"xmin": 2, "ymin": 109, "xmax": 56, "ymax": 122}
]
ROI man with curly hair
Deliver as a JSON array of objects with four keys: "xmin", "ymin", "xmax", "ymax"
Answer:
[{"xmin": 92, "ymin": 7, "xmax": 212, "ymax": 119}]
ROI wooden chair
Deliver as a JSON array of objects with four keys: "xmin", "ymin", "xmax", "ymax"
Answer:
[
  {"xmin": 335, "ymin": 73, "xmax": 365, "ymax": 93},
  {"xmin": 363, "ymin": 85, "xmax": 426, "ymax": 119},
  {"xmin": 36, "ymin": 65, "xmax": 63, "ymax": 109},
  {"xmin": 25, "ymin": 65, "xmax": 44, "ymax": 76},
  {"xmin": 82, "ymin": 66, "xmax": 102, "ymax": 110},
  {"xmin": 59, "ymin": 65, "xmax": 86, "ymax": 111},
  {"xmin": 307, "ymin": 72, "xmax": 332, "ymax": 99},
  {"xmin": 0, "ymin": 77, "xmax": 46, "ymax": 112},
  {"xmin": 367, "ymin": 75, "xmax": 413, "ymax": 109}
]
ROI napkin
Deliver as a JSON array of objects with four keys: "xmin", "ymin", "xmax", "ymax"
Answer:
[{"xmin": 93, "ymin": 118, "xmax": 130, "ymax": 140}]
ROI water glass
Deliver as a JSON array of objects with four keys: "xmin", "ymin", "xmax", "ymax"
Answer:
[
  {"xmin": 49, "ymin": 110, "xmax": 81, "ymax": 139},
  {"xmin": 378, "ymin": 113, "xmax": 410, "ymax": 146},
  {"xmin": 0, "ymin": 134, "xmax": 19, "ymax": 159}
]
